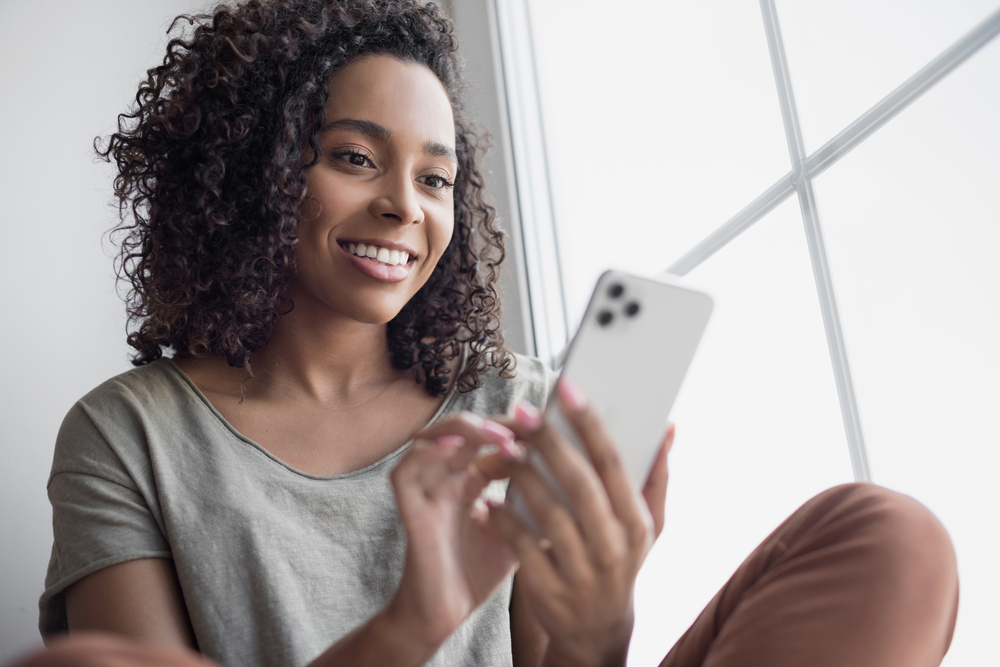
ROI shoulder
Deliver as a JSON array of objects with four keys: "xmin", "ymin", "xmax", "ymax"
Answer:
[
  {"xmin": 53, "ymin": 360, "xmax": 197, "ymax": 478},
  {"xmin": 454, "ymin": 352, "xmax": 557, "ymax": 418}
]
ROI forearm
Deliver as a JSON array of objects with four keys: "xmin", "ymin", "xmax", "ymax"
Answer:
[
  {"xmin": 306, "ymin": 604, "xmax": 442, "ymax": 667},
  {"xmin": 540, "ymin": 646, "xmax": 628, "ymax": 667}
]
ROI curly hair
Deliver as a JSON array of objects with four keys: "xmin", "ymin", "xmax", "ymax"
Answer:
[{"xmin": 98, "ymin": 0, "xmax": 516, "ymax": 396}]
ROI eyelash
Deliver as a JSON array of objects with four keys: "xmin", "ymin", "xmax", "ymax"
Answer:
[
  {"xmin": 329, "ymin": 149, "xmax": 454, "ymax": 190},
  {"xmin": 421, "ymin": 174, "xmax": 455, "ymax": 190},
  {"xmin": 330, "ymin": 149, "xmax": 374, "ymax": 169}
]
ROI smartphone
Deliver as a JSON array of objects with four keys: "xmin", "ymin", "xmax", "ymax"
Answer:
[{"xmin": 507, "ymin": 270, "xmax": 714, "ymax": 536}]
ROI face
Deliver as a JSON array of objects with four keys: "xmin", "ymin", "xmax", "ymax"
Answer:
[{"xmin": 292, "ymin": 55, "xmax": 457, "ymax": 325}]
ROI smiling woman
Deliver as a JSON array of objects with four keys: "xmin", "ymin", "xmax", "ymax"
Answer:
[{"xmin": 33, "ymin": 2, "xmax": 555, "ymax": 665}]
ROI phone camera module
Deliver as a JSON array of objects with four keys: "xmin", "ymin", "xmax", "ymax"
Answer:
[
  {"xmin": 625, "ymin": 302, "xmax": 640, "ymax": 317},
  {"xmin": 608, "ymin": 283, "xmax": 625, "ymax": 299},
  {"xmin": 597, "ymin": 310, "xmax": 614, "ymax": 326}
]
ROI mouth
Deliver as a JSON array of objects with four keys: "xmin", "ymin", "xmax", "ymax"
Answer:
[
  {"xmin": 339, "ymin": 241, "xmax": 415, "ymax": 267},
  {"xmin": 337, "ymin": 240, "xmax": 417, "ymax": 283}
]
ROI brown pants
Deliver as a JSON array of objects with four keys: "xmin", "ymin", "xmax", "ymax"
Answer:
[
  {"xmin": 662, "ymin": 483, "xmax": 959, "ymax": 667},
  {"xmin": 11, "ymin": 484, "xmax": 958, "ymax": 667}
]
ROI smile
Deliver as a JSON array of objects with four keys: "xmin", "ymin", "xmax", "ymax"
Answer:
[
  {"xmin": 338, "ymin": 240, "xmax": 416, "ymax": 283},
  {"xmin": 344, "ymin": 242, "xmax": 411, "ymax": 266}
]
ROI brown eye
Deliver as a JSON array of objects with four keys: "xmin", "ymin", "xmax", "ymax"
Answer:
[
  {"xmin": 421, "ymin": 174, "xmax": 454, "ymax": 189},
  {"xmin": 331, "ymin": 150, "xmax": 373, "ymax": 168}
]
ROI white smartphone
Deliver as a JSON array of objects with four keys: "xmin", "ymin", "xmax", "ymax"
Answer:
[{"xmin": 508, "ymin": 270, "xmax": 714, "ymax": 536}]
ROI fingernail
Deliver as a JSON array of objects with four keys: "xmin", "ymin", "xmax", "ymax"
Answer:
[
  {"xmin": 558, "ymin": 379, "xmax": 588, "ymax": 412},
  {"xmin": 667, "ymin": 423, "xmax": 676, "ymax": 438},
  {"xmin": 514, "ymin": 400, "xmax": 542, "ymax": 431},
  {"xmin": 436, "ymin": 435, "xmax": 465, "ymax": 449},
  {"xmin": 481, "ymin": 420, "xmax": 516, "ymax": 444}
]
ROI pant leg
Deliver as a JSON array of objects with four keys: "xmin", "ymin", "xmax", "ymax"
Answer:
[{"xmin": 660, "ymin": 483, "xmax": 959, "ymax": 667}]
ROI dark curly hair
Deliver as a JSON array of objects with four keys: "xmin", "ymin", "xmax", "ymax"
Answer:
[{"xmin": 98, "ymin": 0, "xmax": 515, "ymax": 396}]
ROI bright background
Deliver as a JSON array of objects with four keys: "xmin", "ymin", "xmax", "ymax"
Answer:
[
  {"xmin": 527, "ymin": 0, "xmax": 1000, "ymax": 665},
  {"xmin": 0, "ymin": 0, "xmax": 208, "ymax": 659},
  {"xmin": 0, "ymin": 1, "xmax": 997, "ymax": 665}
]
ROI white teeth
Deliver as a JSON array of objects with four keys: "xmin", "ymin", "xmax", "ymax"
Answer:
[{"xmin": 346, "ymin": 242, "xmax": 412, "ymax": 266}]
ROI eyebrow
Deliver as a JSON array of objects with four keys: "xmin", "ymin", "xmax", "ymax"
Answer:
[
  {"xmin": 323, "ymin": 118, "xmax": 458, "ymax": 165},
  {"xmin": 423, "ymin": 140, "xmax": 458, "ymax": 165}
]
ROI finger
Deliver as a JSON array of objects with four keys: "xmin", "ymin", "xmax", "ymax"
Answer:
[
  {"xmin": 474, "ymin": 451, "xmax": 515, "ymax": 480},
  {"xmin": 555, "ymin": 380, "xmax": 650, "ymax": 553},
  {"xmin": 514, "ymin": 399, "xmax": 622, "ymax": 555},
  {"xmin": 642, "ymin": 424, "xmax": 673, "ymax": 538},
  {"xmin": 494, "ymin": 403, "xmax": 543, "ymax": 441},
  {"xmin": 507, "ymin": 463, "xmax": 590, "ymax": 583},
  {"xmin": 489, "ymin": 503, "xmax": 561, "ymax": 594},
  {"xmin": 447, "ymin": 435, "xmax": 488, "ymax": 472},
  {"xmin": 416, "ymin": 411, "xmax": 515, "ymax": 449}
]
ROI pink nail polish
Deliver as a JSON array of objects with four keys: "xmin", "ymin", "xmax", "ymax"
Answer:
[
  {"xmin": 558, "ymin": 379, "xmax": 588, "ymax": 411},
  {"xmin": 514, "ymin": 401, "xmax": 542, "ymax": 430},
  {"xmin": 436, "ymin": 435, "xmax": 465, "ymax": 449}
]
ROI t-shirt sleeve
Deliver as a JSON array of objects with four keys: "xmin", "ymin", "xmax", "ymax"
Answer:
[{"xmin": 39, "ymin": 398, "xmax": 171, "ymax": 636}]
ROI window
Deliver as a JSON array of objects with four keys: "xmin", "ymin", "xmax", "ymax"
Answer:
[{"xmin": 487, "ymin": 0, "xmax": 1000, "ymax": 663}]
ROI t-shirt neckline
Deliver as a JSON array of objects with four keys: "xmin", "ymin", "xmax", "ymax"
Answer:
[{"xmin": 161, "ymin": 351, "xmax": 465, "ymax": 481}]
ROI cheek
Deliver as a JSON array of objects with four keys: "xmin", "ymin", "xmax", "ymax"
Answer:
[{"xmin": 432, "ymin": 209, "xmax": 456, "ymax": 258}]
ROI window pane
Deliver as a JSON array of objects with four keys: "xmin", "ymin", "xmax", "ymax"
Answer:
[
  {"xmin": 813, "ymin": 35, "xmax": 1000, "ymax": 666},
  {"xmin": 528, "ymin": 0, "xmax": 790, "ymax": 328},
  {"xmin": 775, "ymin": 0, "xmax": 1000, "ymax": 153},
  {"xmin": 629, "ymin": 198, "xmax": 853, "ymax": 664}
]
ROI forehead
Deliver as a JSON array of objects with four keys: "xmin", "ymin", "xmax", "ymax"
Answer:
[{"xmin": 323, "ymin": 55, "xmax": 456, "ymax": 150}]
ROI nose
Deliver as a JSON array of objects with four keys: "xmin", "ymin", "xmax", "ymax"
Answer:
[{"xmin": 368, "ymin": 172, "xmax": 425, "ymax": 226}]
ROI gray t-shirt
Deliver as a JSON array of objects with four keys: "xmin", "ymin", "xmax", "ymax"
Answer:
[{"xmin": 40, "ymin": 354, "xmax": 554, "ymax": 667}]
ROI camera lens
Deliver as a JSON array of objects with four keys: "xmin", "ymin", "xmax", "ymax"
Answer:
[
  {"xmin": 597, "ymin": 310, "xmax": 614, "ymax": 326},
  {"xmin": 608, "ymin": 283, "xmax": 624, "ymax": 299},
  {"xmin": 625, "ymin": 302, "xmax": 640, "ymax": 317}
]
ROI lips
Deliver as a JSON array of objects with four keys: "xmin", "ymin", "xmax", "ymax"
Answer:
[{"xmin": 337, "ymin": 240, "xmax": 415, "ymax": 283}]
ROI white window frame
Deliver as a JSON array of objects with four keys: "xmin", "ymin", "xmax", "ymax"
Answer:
[{"xmin": 451, "ymin": 0, "xmax": 1000, "ymax": 483}]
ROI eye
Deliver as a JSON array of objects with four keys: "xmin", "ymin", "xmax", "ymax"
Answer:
[
  {"xmin": 330, "ymin": 149, "xmax": 374, "ymax": 169},
  {"xmin": 420, "ymin": 173, "xmax": 455, "ymax": 190}
]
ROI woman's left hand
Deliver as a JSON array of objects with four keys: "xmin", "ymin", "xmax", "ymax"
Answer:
[{"xmin": 489, "ymin": 381, "xmax": 673, "ymax": 667}]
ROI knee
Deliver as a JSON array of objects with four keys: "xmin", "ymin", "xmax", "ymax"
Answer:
[
  {"xmin": 815, "ymin": 483, "xmax": 959, "ymax": 636},
  {"xmin": 814, "ymin": 484, "xmax": 955, "ymax": 571}
]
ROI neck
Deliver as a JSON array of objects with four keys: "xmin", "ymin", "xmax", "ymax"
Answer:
[{"xmin": 248, "ymin": 293, "xmax": 403, "ymax": 405}]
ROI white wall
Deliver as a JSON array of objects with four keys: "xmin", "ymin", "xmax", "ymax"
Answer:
[{"xmin": 0, "ymin": 1, "xmax": 211, "ymax": 659}]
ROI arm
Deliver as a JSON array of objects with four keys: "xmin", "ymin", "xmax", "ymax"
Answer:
[
  {"xmin": 63, "ymin": 559, "xmax": 195, "ymax": 648},
  {"xmin": 62, "ymin": 559, "xmax": 438, "ymax": 667},
  {"xmin": 510, "ymin": 572, "xmax": 548, "ymax": 667}
]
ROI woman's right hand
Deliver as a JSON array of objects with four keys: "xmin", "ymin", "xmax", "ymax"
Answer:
[{"xmin": 384, "ymin": 412, "xmax": 523, "ymax": 654}]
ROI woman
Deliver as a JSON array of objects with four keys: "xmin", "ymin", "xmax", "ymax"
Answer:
[{"xmin": 28, "ymin": 1, "xmax": 958, "ymax": 666}]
